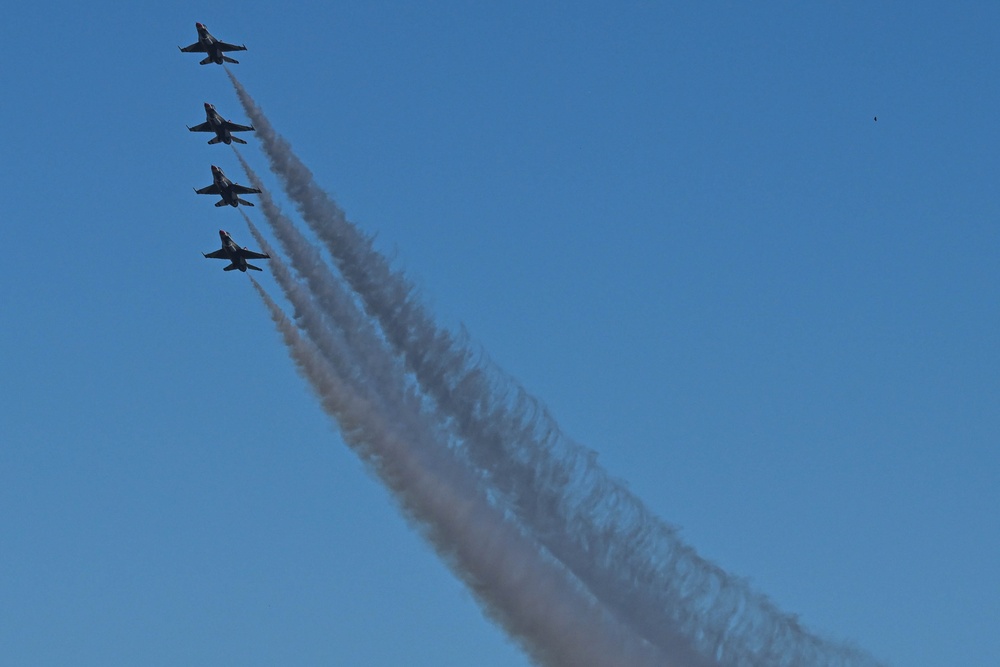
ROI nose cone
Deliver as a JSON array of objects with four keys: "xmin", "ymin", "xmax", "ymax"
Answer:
[
  {"xmin": 211, "ymin": 165, "xmax": 220, "ymax": 173},
  {"xmin": 204, "ymin": 102, "xmax": 212, "ymax": 111},
  {"xmin": 219, "ymin": 229, "xmax": 228, "ymax": 239},
  {"xmin": 196, "ymin": 22, "xmax": 204, "ymax": 29}
]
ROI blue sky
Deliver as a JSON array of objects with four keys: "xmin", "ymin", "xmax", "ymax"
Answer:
[{"xmin": 2, "ymin": 2, "xmax": 998, "ymax": 665}]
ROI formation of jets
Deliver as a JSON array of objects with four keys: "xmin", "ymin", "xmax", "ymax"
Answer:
[{"xmin": 180, "ymin": 23, "xmax": 270, "ymax": 274}]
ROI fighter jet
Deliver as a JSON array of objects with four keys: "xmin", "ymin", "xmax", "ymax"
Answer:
[
  {"xmin": 178, "ymin": 22, "xmax": 247, "ymax": 65},
  {"xmin": 195, "ymin": 165, "xmax": 261, "ymax": 207},
  {"xmin": 188, "ymin": 103, "xmax": 255, "ymax": 145},
  {"xmin": 203, "ymin": 230, "xmax": 270, "ymax": 272}
]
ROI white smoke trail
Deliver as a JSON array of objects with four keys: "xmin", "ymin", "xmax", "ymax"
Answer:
[
  {"xmin": 233, "ymin": 151, "xmax": 427, "ymax": 433},
  {"xmin": 237, "ymin": 173, "xmax": 672, "ymax": 664},
  {"xmin": 230, "ymin": 73, "xmax": 886, "ymax": 667},
  {"xmin": 238, "ymin": 210, "xmax": 360, "ymax": 393},
  {"xmin": 239, "ymin": 206, "xmax": 452, "ymax": 457},
  {"xmin": 248, "ymin": 276, "xmax": 669, "ymax": 667}
]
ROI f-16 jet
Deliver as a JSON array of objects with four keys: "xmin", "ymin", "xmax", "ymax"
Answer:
[
  {"xmin": 195, "ymin": 165, "xmax": 261, "ymax": 207},
  {"xmin": 188, "ymin": 103, "xmax": 255, "ymax": 145},
  {"xmin": 203, "ymin": 230, "xmax": 270, "ymax": 272},
  {"xmin": 178, "ymin": 22, "xmax": 247, "ymax": 65}
]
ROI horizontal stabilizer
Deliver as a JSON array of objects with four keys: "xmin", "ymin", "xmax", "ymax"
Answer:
[
  {"xmin": 237, "ymin": 198, "xmax": 255, "ymax": 207},
  {"xmin": 223, "ymin": 263, "xmax": 238, "ymax": 271},
  {"xmin": 222, "ymin": 56, "xmax": 240, "ymax": 64},
  {"xmin": 214, "ymin": 200, "xmax": 228, "ymax": 207},
  {"xmin": 246, "ymin": 263, "xmax": 263, "ymax": 272},
  {"xmin": 199, "ymin": 56, "xmax": 213, "ymax": 65},
  {"xmin": 208, "ymin": 136, "xmax": 223, "ymax": 145},
  {"xmin": 231, "ymin": 136, "xmax": 247, "ymax": 144}
]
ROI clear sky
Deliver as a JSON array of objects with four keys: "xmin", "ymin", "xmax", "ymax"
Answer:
[{"xmin": 2, "ymin": 2, "xmax": 998, "ymax": 665}]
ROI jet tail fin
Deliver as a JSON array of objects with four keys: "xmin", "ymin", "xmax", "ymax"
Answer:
[
  {"xmin": 222, "ymin": 56, "xmax": 240, "ymax": 64},
  {"xmin": 231, "ymin": 136, "xmax": 247, "ymax": 145},
  {"xmin": 246, "ymin": 263, "xmax": 263, "ymax": 272},
  {"xmin": 237, "ymin": 198, "xmax": 255, "ymax": 207}
]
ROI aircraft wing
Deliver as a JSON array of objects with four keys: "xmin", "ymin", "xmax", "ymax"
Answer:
[
  {"xmin": 195, "ymin": 184, "xmax": 221, "ymax": 195},
  {"xmin": 179, "ymin": 42, "xmax": 207, "ymax": 53},
  {"xmin": 203, "ymin": 249, "xmax": 228, "ymax": 260},
  {"xmin": 230, "ymin": 184, "xmax": 262, "ymax": 195},
  {"xmin": 238, "ymin": 248, "xmax": 270, "ymax": 261},
  {"xmin": 224, "ymin": 120, "xmax": 255, "ymax": 133},
  {"xmin": 188, "ymin": 122, "xmax": 212, "ymax": 133},
  {"xmin": 216, "ymin": 41, "xmax": 247, "ymax": 52}
]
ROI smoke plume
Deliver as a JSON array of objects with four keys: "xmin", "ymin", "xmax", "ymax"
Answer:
[
  {"xmin": 247, "ymin": 273, "xmax": 669, "ymax": 667},
  {"xmin": 229, "ymin": 71, "xmax": 886, "ymax": 667}
]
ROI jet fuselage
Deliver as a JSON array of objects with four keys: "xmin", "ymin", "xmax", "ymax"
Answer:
[
  {"xmin": 195, "ymin": 24, "xmax": 226, "ymax": 64},
  {"xmin": 205, "ymin": 104, "xmax": 233, "ymax": 144},
  {"xmin": 219, "ymin": 231, "xmax": 249, "ymax": 271},
  {"xmin": 212, "ymin": 165, "xmax": 239, "ymax": 206}
]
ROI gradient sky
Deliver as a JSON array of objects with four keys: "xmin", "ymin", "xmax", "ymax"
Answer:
[{"xmin": 2, "ymin": 2, "xmax": 998, "ymax": 666}]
